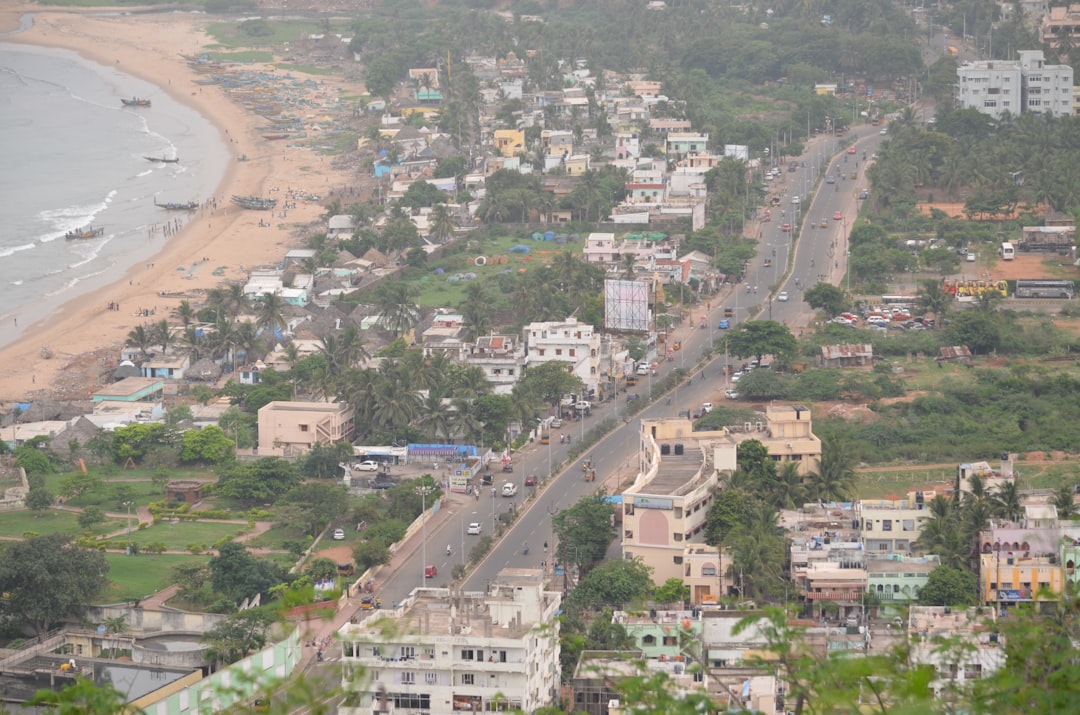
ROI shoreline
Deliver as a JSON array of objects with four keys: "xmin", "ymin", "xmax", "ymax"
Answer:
[{"xmin": 0, "ymin": 9, "xmax": 353, "ymax": 403}]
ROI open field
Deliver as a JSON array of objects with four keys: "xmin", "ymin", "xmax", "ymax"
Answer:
[
  {"xmin": 0, "ymin": 509, "xmax": 122, "ymax": 539},
  {"xmin": 854, "ymin": 458, "xmax": 1080, "ymax": 500},
  {"xmin": 412, "ymin": 233, "xmax": 585, "ymax": 307},
  {"xmin": 104, "ymin": 553, "xmax": 209, "ymax": 603},
  {"xmin": 103, "ymin": 520, "xmax": 246, "ymax": 552}
]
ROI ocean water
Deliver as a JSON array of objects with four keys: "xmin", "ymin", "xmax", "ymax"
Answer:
[{"xmin": 0, "ymin": 40, "xmax": 229, "ymax": 343}]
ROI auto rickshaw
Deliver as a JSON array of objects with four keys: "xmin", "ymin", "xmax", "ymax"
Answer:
[
  {"xmin": 424, "ymin": 564, "xmax": 437, "ymax": 578},
  {"xmin": 584, "ymin": 468, "xmax": 596, "ymax": 482},
  {"xmin": 540, "ymin": 432, "xmax": 550, "ymax": 444},
  {"xmin": 673, "ymin": 340, "xmax": 682, "ymax": 351}
]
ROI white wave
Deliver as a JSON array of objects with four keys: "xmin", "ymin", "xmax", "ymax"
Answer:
[
  {"xmin": 11, "ymin": 280, "xmax": 23, "ymax": 286},
  {"xmin": 0, "ymin": 242, "xmax": 35, "ymax": 258},
  {"xmin": 136, "ymin": 169, "xmax": 152, "ymax": 177},
  {"xmin": 38, "ymin": 197, "xmax": 110, "ymax": 241},
  {"xmin": 46, "ymin": 267, "xmax": 108, "ymax": 297}
]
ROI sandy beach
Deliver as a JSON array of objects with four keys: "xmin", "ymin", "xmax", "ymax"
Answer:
[{"xmin": 0, "ymin": 8, "xmax": 355, "ymax": 403}]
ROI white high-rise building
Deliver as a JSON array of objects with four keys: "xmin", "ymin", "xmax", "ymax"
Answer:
[
  {"xmin": 524, "ymin": 318, "xmax": 602, "ymax": 396},
  {"xmin": 956, "ymin": 50, "xmax": 1072, "ymax": 119},
  {"xmin": 339, "ymin": 569, "xmax": 561, "ymax": 715}
]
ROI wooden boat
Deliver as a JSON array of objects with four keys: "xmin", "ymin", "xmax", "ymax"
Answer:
[
  {"xmin": 65, "ymin": 225, "xmax": 105, "ymax": 240},
  {"xmin": 121, "ymin": 97, "xmax": 151, "ymax": 107},
  {"xmin": 144, "ymin": 156, "xmax": 180, "ymax": 164},
  {"xmin": 231, "ymin": 195, "xmax": 277, "ymax": 211},
  {"xmin": 262, "ymin": 133, "xmax": 290, "ymax": 141},
  {"xmin": 154, "ymin": 200, "xmax": 198, "ymax": 211}
]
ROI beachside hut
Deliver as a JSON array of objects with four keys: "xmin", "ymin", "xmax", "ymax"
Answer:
[{"xmin": 186, "ymin": 358, "xmax": 222, "ymax": 382}]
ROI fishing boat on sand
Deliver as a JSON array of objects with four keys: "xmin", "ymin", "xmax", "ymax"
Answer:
[
  {"xmin": 262, "ymin": 133, "xmax": 290, "ymax": 141},
  {"xmin": 154, "ymin": 200, "xmax": 199, "ymax": 211},
  {"xmin": 65, "ymin": 226, "xmax": 105, "ymax": 240},
  {"xmin": 121, "ymin": 97, "xmax": 151, "ymax": 107},
  {"xmin": 144, "ymin": 156, "xmax": 180, "ymax": 164},
  {"xmin": 232, "ymin": 195, "xmax": 277, "ymax": 211}
]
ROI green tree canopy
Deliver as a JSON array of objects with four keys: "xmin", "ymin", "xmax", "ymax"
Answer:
[
  {"xmin": 0, "ymin": 533, "xmax": 110, "ymax": 635},
  {"xmin": 918, "ymin": 564, "xmax": 978, "ymax": 607},
  {"xmin": 553, "ymin": 494, "xmax": 617, "ymax": 581},
  {"xmin": 209, "ymin": 542, "xmax": 284, "ymax": 606},
  {"xmin": 725, "ymin": 320, "xmax": 797, "ymax": 363},
  {"xmin": 565, "ymin": 558, "xmax": 653, "ymax": 612}
]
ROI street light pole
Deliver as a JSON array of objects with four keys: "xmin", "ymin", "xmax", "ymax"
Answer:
[{"xmin": 416, "ymin": 484, "xmax": 435, "ymax": 590}]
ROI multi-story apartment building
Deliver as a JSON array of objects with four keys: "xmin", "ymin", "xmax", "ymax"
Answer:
[
  {"xmin": 623, "ymin": 406, "xmax": 821, "ymax": 600},
  {"xmin": 338, "ymin": 569, "xmax": 561, "ymax": 715},
  {"xmin": 523, "ymin": 318, "xmax": 602, "ymax": 395},
  {"xmin": 613, "ymin": 609, "xmax": 703, "ymax": 661},
  {"xmin": 856, "ymin": 497, "xmax": 929, "ymax": 554},
  {"xmin": 865, "ymin": 554, "xmax": 939, "ymax": 606},
  {"xmin": 256, "ymin": 401, "xmax": 354, "ymax": 457},
  {"xmin": 464, "ymin": 334, "xmax": 526, "ymax": 394},
  {"xmin": 979, "ymin": 551, "xmax": 1064, "ymax": 606},
  {"xmin": 956, "ymin": 50, "xmax": 1072, "ymax": 119},
  {"xmin": 907, "ymin": 606, "xmax": 1005, "ymax": 697}
]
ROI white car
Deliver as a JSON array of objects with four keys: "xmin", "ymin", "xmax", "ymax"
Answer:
[
  {"xmin": 880, "ymin": 127, "xmax": 888, "ymax": 135},
  {"xmin": 777, "ymin": 291, "xmax": 789, "ymax": 302},
  {"xmin": 467, "ymin": 522, "xmax": 482, "ymax": 535},
  {"xmin": 725, "ymin": 390, "xmax": 738, "ymax": 400},
  {"xmin": 791, "ymin": 195, "xmax": 801, "ymax": 205},
  {"xmin": 574, "ymin": 401, "xmax": 592, "ymax": 412},
  {"xmin": 332, "ymin": 528, "xmax": 345, "ymax": 540},
  {"xmin": 830, "ymin": 316, "xmax": 854, "ymax": 325},
  {"xmin": 501, "ymin": 482, "xmax": 517, "ymax": 497},
  {"xmin": 701, "ymin": 402, "xmax": 713, "ymax": 413},
  {"xmin": 731, "ymin": 371, "xmax": 743, "ymax": 383},
  {"xmin": 354, "ymin": 460, "xmax": 380, "ymax": 472},
  {"xmin": 636, "ymin": 363, "xmax": 651, "ymax": 375}
]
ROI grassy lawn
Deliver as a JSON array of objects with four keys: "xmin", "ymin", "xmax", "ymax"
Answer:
[
  {"xmin": 104, "ymin": 553, "xmax": 209, "ymax": 603},
  {"xmin": 412, "ymin": 233, "xmax": 584, "ymax": 307},
  {"xmin": 246, "ymin": 525, "xmax": 308, "ymax": 551},
  {"xmin": 0, "ymin": 509, "xmax": 109, "ymax": 538},
  {"xmin": 42, "ymin": 476, "xmax": 165, "ymax": 511},
  {"xmin": 104, "ymin": 520, "xmax": 246, "ymax": 553},
  {"xmin": 204, "ymin": 20, "xmax": 324, "ymax": 50}
]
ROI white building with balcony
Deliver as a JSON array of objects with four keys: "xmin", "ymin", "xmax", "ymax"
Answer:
[
  {"xmin": 956, "ymin": 50, "xmax": 1072, "ymax": 119},
  {"xmin": 856, "ymin": 497, "xmax": 929, "ymax": 555},
  {"xmin": 464, "ymin": 334, "xmax": 526, "ymax": 394},
  {"xmin": 338, "ymin": 569, "xmax": 561, "ymax": 715},
  {"xmin": 524, "ymin": 318, "xmax": 602, "ymax": 395}
]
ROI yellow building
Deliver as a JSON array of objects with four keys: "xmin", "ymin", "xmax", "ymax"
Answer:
[
  {"xmin": 494, "ymin": 129, "xmax": 525, "ymax": 157},
  {"xmin": 979, "ymin": 552, "xmax": 1064, "ymax": 605}
]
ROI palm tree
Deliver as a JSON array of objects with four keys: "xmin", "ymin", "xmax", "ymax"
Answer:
[
  {"xmin": 372, "ymin": 379, "xmax": 419, "ymax": 433},
  {"xmin": 126, "ymin": 324, "xmax": 153, "ymax": 358},
  {"xmin": 224, "ymin": 283, "xmax": 249, "ymax": 319},
  {"xmin": 232, "ymin": 321, "xmax": 261, "ymax": 363},
  {"xmin": 1053, "ymin": 483, "xmax": 1077, "ymax": 518},
  {"xmin": 376, "ymin": 283, "xmax": 421, "ymax": 338},
  {"xmin": 990, "ymin": 481, "xmax": 1023, "ymax": 523},
  {"xmin": 808, "ymin": 438, "xmax": 856, "ymax": 503},
  {"xmin": 619, "ymin": 253, "xmax": 637, "ymax": 280},
  {"xmin": 428, "ymin": 203, "xmax": 456, "ymax": 243},
  {"xmin": 173, "ymin": 300, "xmax": 196, "ymax": 328},
  {"xmin": 727, "ymin": 503, "xmax": 786, "ymax": 601},
  {"xmin": 417, "ymin": 389, "xmax": 454, "ymax": 442},
  {"xmin": 182, "ymin": 326, "xmax": 204, "ymax": 361},
  {"xmin": 769, "ymin": 461, "xmax": 809, "ymax": 511},
  {"xmin": 916, "ymin": 278, "xmax": 951, "ymax": 325},
  {"xmin": 449, "ymin": 397, "xmax": 485, "ymax": 445},
  {"xmin": 152, "ymin": 319, "xmax": 171, "ymax": 354},
  {"xmin": 254, "ymin": 293, "xmax": 288, "ymax": 342}
]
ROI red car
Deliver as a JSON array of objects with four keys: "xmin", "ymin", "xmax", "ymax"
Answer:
[
  {"xmin": 847, "ymin": 146, "xmax": 857, "ymax": 154},
  {"xmin": 781, "ymin": 223, "xmax": 791, "ymax": 232},
  {"xmin": 525, "ymin": 474, "xmax": 538, "ymax": 487},
  {"xmin": 833, "ymin": 211, "xmax": 843, "ymax": 220}
]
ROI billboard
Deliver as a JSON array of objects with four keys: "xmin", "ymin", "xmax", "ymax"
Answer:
[
  {"xmin": 723, "ymin": 144, "xmax": 749, "ymax": 162},
  {"xmin": 604, "ymin": 279, "xmax": 650, "ymax": 332}
]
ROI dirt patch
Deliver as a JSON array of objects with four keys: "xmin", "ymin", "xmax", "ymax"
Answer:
[
  {"xmin": 877, "ymin": 390, "xmax": 928, "ymax": 406},
  {"xmin": 314, "ymin": 544, "xmax": 354, "ymax": 565}
]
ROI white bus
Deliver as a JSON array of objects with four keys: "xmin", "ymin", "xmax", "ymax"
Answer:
[
  {"xmin": 1015, "ymin": 280, "xmax": 1075, "ymax": 299},
  {"xmin": 1000, "ymin": 241, "xmax": 1015, "ymax": 260}
]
